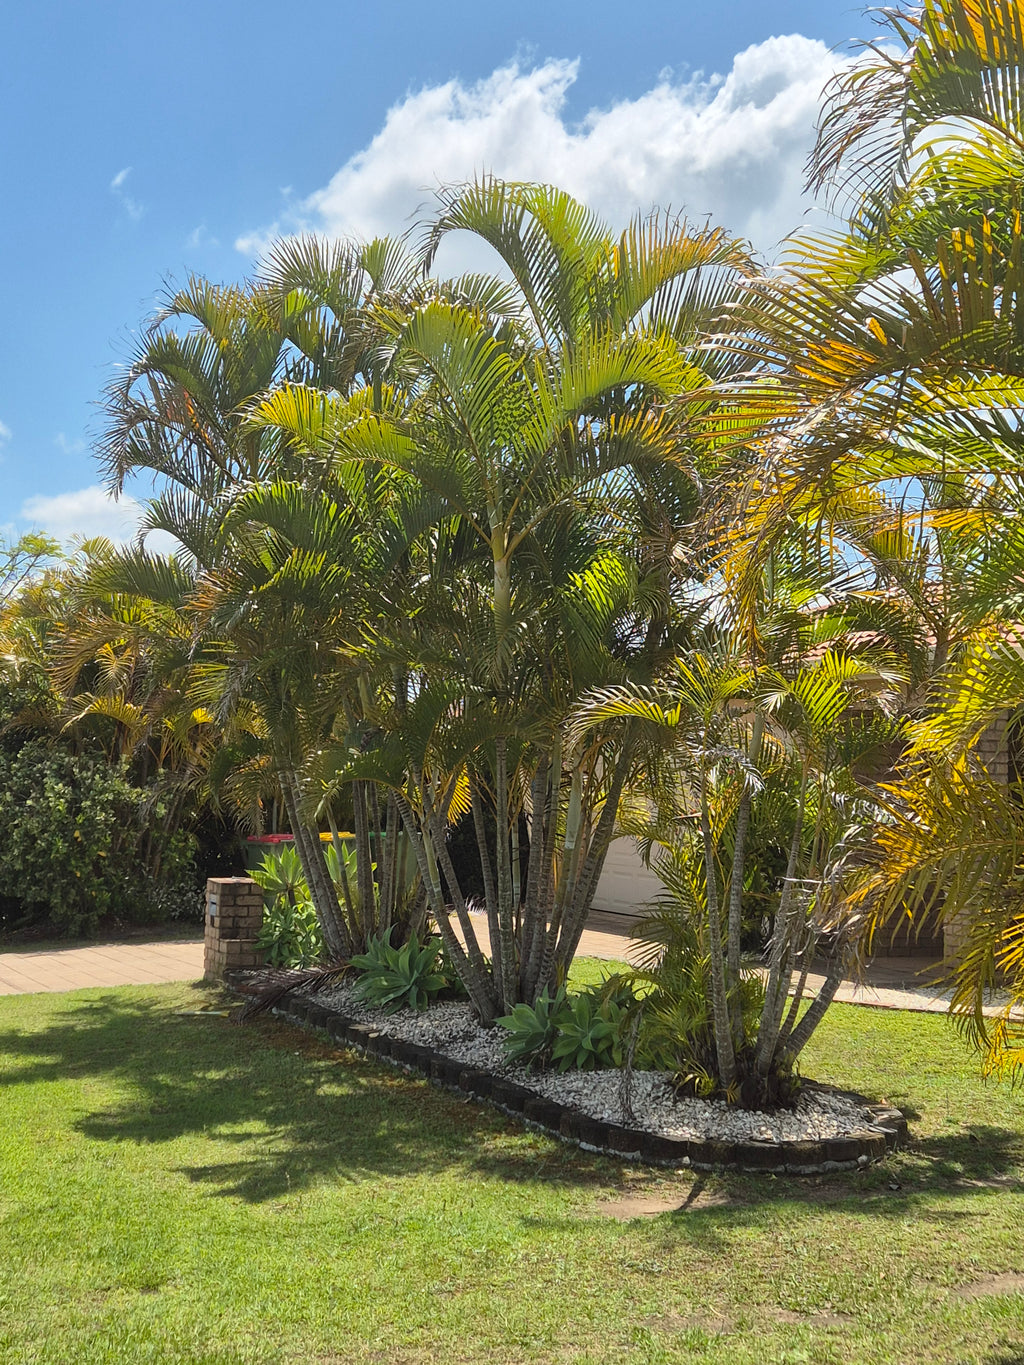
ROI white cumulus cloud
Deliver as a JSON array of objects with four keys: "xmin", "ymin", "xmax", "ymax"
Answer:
[
  {"xmin": 20, "ymin": 486, "xmax": 146, "ymax": 546},
  {"xmin": 0, "ymin": 419, "xmax": 10, "ymax": 448},
  {"xmin": 19, "ymin": 486, "xmax": 180, "ymax": 554},
  {"xmin": 238, "ymin": 36, "xmax": 847, "ymax": 264}
]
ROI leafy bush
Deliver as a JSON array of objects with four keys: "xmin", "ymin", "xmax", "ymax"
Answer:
[
  {"xmin": 497, "ymin": 989, "xmax": 567, "ymax": 1068},
  {"xmin": 322, "ymin": 839, "xmax": 361, "ymax": 903},
  {"xmin": 551, "ymin": 988, "xmax": 627, "ymax": 1072},
  {"xmin": 251, "ymin": 845, "xmax": 308, "ymax": 904},
  {"xmin": 252, "ymin": 839, "xmax": 375, "ymax": 914},
  {"xmin": 251, "ymin": 848, "xmax": 325, "ymax": 967},
  {"xmin": 350, "ymin": 933, "xmax": 447, "ymax": 1012},
  {"xmin": 0, "ymin": 740, "xmax": 197, "ymax": 935},
  {"xmin": 256, "ymin": 898, "xmax": 324, "ymax": 968},
  {"xmin": 498, "ymin": 982, "xmax": 633, "ymax": 1071},
  {"xmin": 138, "ymin": 869, "xmax": 204, "ymax": 924},
  {"xmin": 630, "ymin": 859, "xmax": 770, "ymax": 1100}
]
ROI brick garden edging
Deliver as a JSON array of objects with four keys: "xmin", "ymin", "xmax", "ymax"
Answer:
[{"xmin": 251, "ymin": 984, "xmax": 908, "ymax": 1175}]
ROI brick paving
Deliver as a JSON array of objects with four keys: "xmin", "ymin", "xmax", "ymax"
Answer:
[
  {"xmin": 461, "ymin": 910, "xmax": 1019, "ymax": 1019},
  {"xmin": 0, "ymin": 940, "xmax": 204, "ymax": 995},
  {"xmin": 0, "ymin": 913, "xmax": 1016, "ymax": 1019}
]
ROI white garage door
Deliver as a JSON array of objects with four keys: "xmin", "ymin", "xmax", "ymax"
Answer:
[{"xmin": 592, "ymin": 837, "xmax": 664, "ymax": 919}]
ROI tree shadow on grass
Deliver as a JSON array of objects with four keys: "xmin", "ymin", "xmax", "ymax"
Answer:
[
  {"xmin": 518, "ymin": 1113, "xmax": 1022, "ymax": 1248},
  {"xmin": 650, "ymin": 1122, "xmax": 1024, "ymax": 1234},
  {"xmin": 0, "ymin": 988, "xmax": 620, "ymax": 1203},
  {"xmin": 1, "ymin": 986, "xmax": 1021, "ymax": 1217}
]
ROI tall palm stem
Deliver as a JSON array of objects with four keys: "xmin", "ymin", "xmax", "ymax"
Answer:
[
  {"xmin": 755, "ymin": 765, "xmax": 810, "ymax": 1076},
  {"xmin": 700, "ymin": 752, "xmax": 738, "ymax": 1094},
  {"xmin": 279, "ymin": 764, "xmax": 349, "ymax": 959},
  {"xmin": 551, "ymin": 738, "xmax": 636, "ymax": 983},
  {"xmin": 519, "ymin": 754, "xmax": 551, "ymax": 999},
  {"xmin": 394, "ymin": 789, "xmax": 497, "ymax": 1021},
  {"xmin": 727, "ymin": 712, "xmax": 764, "ymax": 1041},
  {"xmin": 494, "ymin": 736, "xmax": 518, "ymax": 1010},
  {"xmin": 470, "ymin": 770, "xmax": 501, "ymax": 974}
]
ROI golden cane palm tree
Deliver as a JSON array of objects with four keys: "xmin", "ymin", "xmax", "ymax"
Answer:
[
  {"xmin": 97, "ymin": 249, "xmax": 420, "ymax": 954},
  {"xmin": 97, "ymin": 180, "xmax": 751, "ymax": 1009},
  {"xmin": 707, "ymin": 0, "xmax": 1024, "ymax": 1075},
  {"xmin": 254, "ymin": 297, "xmax": 700, "ymax": 1018},
  {"xmin": 252, "ymin": 180, "xmax": 751, "ymax": 1014},
  {"xmin": 572, "ymin": 560, "xmax": 903, "ymax": 1107}
]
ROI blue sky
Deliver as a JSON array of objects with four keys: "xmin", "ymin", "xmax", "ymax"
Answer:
[{"xmin": 1, "ymin": 0, "xmax": 868, "ymax": 544}]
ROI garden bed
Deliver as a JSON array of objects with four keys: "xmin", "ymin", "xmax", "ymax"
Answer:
[{"xmin": 244, "ymin": 974, "xmax": 908, "ymax": 1174}]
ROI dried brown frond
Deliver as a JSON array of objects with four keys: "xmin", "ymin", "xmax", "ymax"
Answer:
[{"xmin": 234, "ymin": 963, "xmax": 351, "ymax": 1021}]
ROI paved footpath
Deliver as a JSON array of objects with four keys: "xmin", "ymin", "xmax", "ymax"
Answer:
[
  {"xmin": 0, "ymin": 919, "xmax": 1016, "ymax": 1019},
  {"xmin": 460, "ymin": 911, "xmax": 1019, "ymax": 1020},
  {"xmin": 0, "ymin": 940, "xmax": 205, "ymax": 995}
]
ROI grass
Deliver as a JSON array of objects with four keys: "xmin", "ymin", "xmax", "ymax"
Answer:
[{"xmin": 0, "ymin": 964, "xmax": 1022, "ymax": 1364}]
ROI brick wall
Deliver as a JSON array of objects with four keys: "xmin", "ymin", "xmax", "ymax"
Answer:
[
  {"xmin": 203, "ymin": 877, "xmax": 265, "ymax": 981},
  {"xmin": 943, "ymin": 713, "xmax": 1010, "ymax": 963}
]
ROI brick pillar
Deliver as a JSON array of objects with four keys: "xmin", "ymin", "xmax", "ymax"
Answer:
[
  {"xmin": 204, "ymin": 877, "xmax": 266, "ymax": 981},
  {"xmin": 942, "ymin": 904, "xmax": 971, "ymax": 965}
]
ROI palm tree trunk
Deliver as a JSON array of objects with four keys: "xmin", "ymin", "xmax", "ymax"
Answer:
[
  {"xmin": 701, "ymin": 775, "xmax": 738, "ymax": 1095},
  {"xmin": 470, "ymin": 770, "xmax": 501, "ymax": 983},
  {"xmin": 425, "ymin": 801, "xmax": 494, "ymax": 989},
  {"xmin": 519, "ymin": 755, "xmax": 550, "ymax": 999},
  {"xmin": 379, "ymin": 790, "xmax": 400, "ymax": 931},
  {"xmin": 494, "ymin": 736, "xmax": 518, "ymax": 1011},
  {"xmin": 727, "ymin": 713, "xmax": 764, "ymax": 1044},
  {"xmin": 545, "ymin": 769, "xmax": 588, "ymax": 976},
  {"xmin": 522, "ymin": 741, "xmax": 563, "ymax": 1000},
  {"xmin": 511, "ymin": 815, "xmax": 521, "ymax": 929},
  {"xmin": 755, "ymin": 767, "xmax": 809, "ymax": 1077},
  {"xmin": 394, "ymin": 790, "xmax": 497, "ymax": 1021},
  {"xmin": 368, "ymin": 780, "xmax": 386, "ymax": 926},
  {"xmin": 351, "ymin": 780, "xmax": 376, "ymax": 941},
  {"xmin": 279, "ymin": 766, "xmax": 349, "ymax": 959},
  {"xmin": 779, "ymin": 959, "xmax": 811, "ymax": 1040},
  {"xmin": 549, "ymin": 739, "xmax": 635, "ymax": 985},
  {"xmin": 783, "ymin": 958, "xmax": 846, "ymax": 1058}
]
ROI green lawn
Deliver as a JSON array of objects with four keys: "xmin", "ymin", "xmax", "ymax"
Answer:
[{"xmin": 1, "ymin": 967, "xmax": 1022, "ymax": 1365}]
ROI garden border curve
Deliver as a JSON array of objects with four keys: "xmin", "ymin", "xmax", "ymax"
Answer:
[{"xmin": 254, "ymin": 985, "xmax": 908, "ymax": 1175}]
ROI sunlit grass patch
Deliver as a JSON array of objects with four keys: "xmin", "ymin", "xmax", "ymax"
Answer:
[{"xmin": 0, "ymin": 982, "xmax": 1022, "ymax": 1363}]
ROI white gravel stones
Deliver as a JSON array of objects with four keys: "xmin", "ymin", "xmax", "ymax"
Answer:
[{"xmin": 307, "ymin": 982, "xmax": 876, "ymax": 1144}]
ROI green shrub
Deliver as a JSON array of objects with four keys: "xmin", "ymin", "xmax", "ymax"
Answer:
[
  {"xmin": 138, "ymin": 869, "xmax": 204, "ymax": 925},
  {"xmin": 551, "ymin": 989, "xmax": 626, "ymax": 1071},
  {"xmin": 250, "ymin": 848, "xmax": 325, "ymax": 967},
  {"xmin": 496, "ymin": 989, "xmax": 568, "ymax": 1068},
  {"xmin": 631, "ymin": 881, "xmax": 768, "ymax": 1098},
  {"xmin": 251, "ymin": 845, "xmax": 308, "ymax": 904},
  {"xmin": 498, "ymin": 978, "xmax": 639, "ymax": 1072},
  {"xmin": 0, "ymin": 740, "xmax": 194, "ymax": 935},
  {"xmin": 350, "ymin": 933, "xmax": 447, "ymax": 1012},
  {"xmin": 255, "ymin": 898, "xmax": 324, "ymax": 968},
  {"xmin": 251, "ymin": 840, "xmax": 371, "ymax": 914}
]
